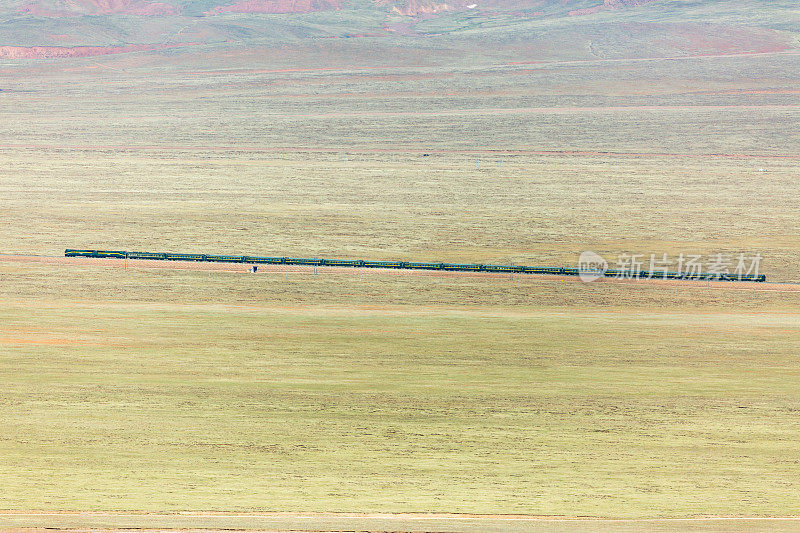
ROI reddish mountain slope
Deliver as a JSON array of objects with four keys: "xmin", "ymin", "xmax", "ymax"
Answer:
[
  {"xmin": 570, "ymin": 0, "xmax": 658, "ymax": 16},
  {"xmin": 377, "ymin": 0, "xmax": 656, "ymax": 16},
  {"xmin": 205, "ymin": 0, "xmax": 344, "ymax": 14},
  {"xmin": 17, "ymin": 0, "xmax": 179, "ymax": 15},
  {"xmin": 0, "ymin": 42, "xmax": 184, "ymax": 58},
  {"xmin": 11, "ymin": 0, "xmax": 662, "ymax": 17}
]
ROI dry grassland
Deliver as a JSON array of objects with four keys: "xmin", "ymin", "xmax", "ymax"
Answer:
[
  {"xmin": 1, "ymin": 40, "xmax": 799, "ymax": 522},
  {"xmin": 2, "ymin": 150, "xmax": 799, "ymax": 279},
  {"xmin": 1, "ymin": 260, "xmax": 799, "ymax": 517}
]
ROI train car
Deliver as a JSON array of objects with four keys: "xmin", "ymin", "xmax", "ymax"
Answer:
[
  {"xmin": 611, "ymin": 269, "xmax": 679, "ymax": 279},
  {"xmin": 683, "ymin": 272, "xmax": 707, "ymax": 280},
  {"xmin": 285, "ymin": 257, "xmax": 323, "ymax": 266},
  {"xmin": 128, "ymin": 251, "xmax": 166, "ymax": 260},
  {"xmin": 719, "ymin": 273, "xmax": 760, "ymax": 282},
  {"xmin": 403, "ymin": 262, "xmax": 443, "ymax": 270},
  {"xmin": 164, "ymin": 253, "xmax": 205, "ymax": 261},
  {"xmin": 362, "ymin": 260, "xmax": 403, "ymax": 269},
  {"xmin": 651, "ymin": 271, "xmax": 687, "ymax": 280},
  {"xmin": 482, "ymin": 264, "xmax": 524, "ymax": 273},
  {"xmin": 205, "ymin": 254, "xmax": 244, "ymax": 263},
  {"xmin": 523, "ymin": 266, "xmax": 564, "ymax": 275},
  {"xmin": 322, "ymin": 259, "xmax": 363, "ymax": 267},
  {"xmin": 709, "ymin": 272, "xmax": 763, "ymax": 282},
  {"xmin": 244, "ymin": 256, "xmax": 285, "ymax": 264},
  {"xmin": 562, "ymin": 268, "xmax": 581, "ymax": 276},
  {"xmin": 95, "ymin": 250, "xmax": 128, "ymax": 259},
  {"xmin": 442, "ymin": 263, "xmax": 481, "ymax": 271},
  {"xmin": 65, "ymin": 249, "xmax": 97, "ymax": 257}
]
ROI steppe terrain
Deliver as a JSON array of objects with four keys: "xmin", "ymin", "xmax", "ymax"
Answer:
[{"xmin": 1, "ymin": 0, "xmax": 800, "ymax": 530}]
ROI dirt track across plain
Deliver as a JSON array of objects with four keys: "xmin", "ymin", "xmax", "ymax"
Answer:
[
  {"xmin": 2, "ymin": 512, "xmax": 800, "ymax": 533},
  {"xmin": 1, "ymin": 144, "xmax": 798, "ymax": 159}
]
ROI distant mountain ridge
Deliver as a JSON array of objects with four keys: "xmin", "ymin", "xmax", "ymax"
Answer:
[
  {"xmin": 0, "ymin": 0, "xmax": 796, "ymax": 60},
  {"xmin": 5, "ymin": 0, "xmax": 658, "ymax": 17}
]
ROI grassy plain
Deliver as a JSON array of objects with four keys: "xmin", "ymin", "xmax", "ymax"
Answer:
[
  {"xmin": 1, "ymin": 12, "xmax": 800, "ymax": 523},
  {"xmin": 3, "ymin": 150, "xmax": 800, "ymax": 280},
  {"xmin": 1, "ymin": 261, "xmax": 800, "ymax": 517},
  {"xmin": 3, "ymin": 46, "xmax": 800, "ymax": 284}
]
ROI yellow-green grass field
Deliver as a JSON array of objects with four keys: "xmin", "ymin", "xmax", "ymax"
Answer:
[
  {"xmin": 2, "ymin": 150, "xmax": 799, "ymax": 280},
  {"xmin": 1, "ymin": 260, "xmax": 800, "ymax": 518}
]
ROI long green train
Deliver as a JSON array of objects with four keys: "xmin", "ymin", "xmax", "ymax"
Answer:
[{"xmin": 64, "ymin": 249, "xmax": 767, "ymax": 282}]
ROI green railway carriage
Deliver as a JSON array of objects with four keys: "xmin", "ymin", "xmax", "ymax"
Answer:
[
  {"xmin": 74, "ymin": 250, "xmax": 126, "ymax": 259},
  {"xmin": 603, "ymin": 269, "xmax": 674, "ymax": 279},
  {"xmin": 164, "ymin": 253, "xmax": 205, "ymax": 261},
  {"xmin": 683, "ymin": 272, "xmax": 706, "ymax": 280},
  {"xmin": 648, "ymin": 271, "xmax": 695, "ymax": 280},
  {"xmin": 442, "ymin": 263, "xmax": 482, "ymax": 271},
  {"xmin": 644, "ymin": 270, "xmax": 673, "ymax": 279},
  {"xmin": 322, "ymin": 259, "xmax": 363, "ymax": 267},
  {"xmin": 482, "ymin": 264, "xmax": 524, "ymax": 273},
  {"xmin": 524, "ymin": 266, "xmax": 564, "ymax": 275},
  {"xmin": 403, "ymin": 262, "xmax": 443, "ymax": 270},
  {"xmin": 66, "ymin": 249, "xmax": 128, "ymax": 259},
  {"xmin": 97, "ymin": 250, "xmax": 128, "ymax": 259},
  {"xmin": 205, "ymin": 254, "xmax": 244, "ymax": 263},
  {"xmin": 128, "ymin": 251, "xmax": 167, "ymax": 260},
  {"xmin": 363, "ymin": 260, "xmax": 403, "ymax": 268},
  {"xmin": 244, "ymin": 256, "xmax": 285, "ymax": 264},
  {"xmin": 286, "ymin": 257, "xmax": 323, "ymax": 266}
]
